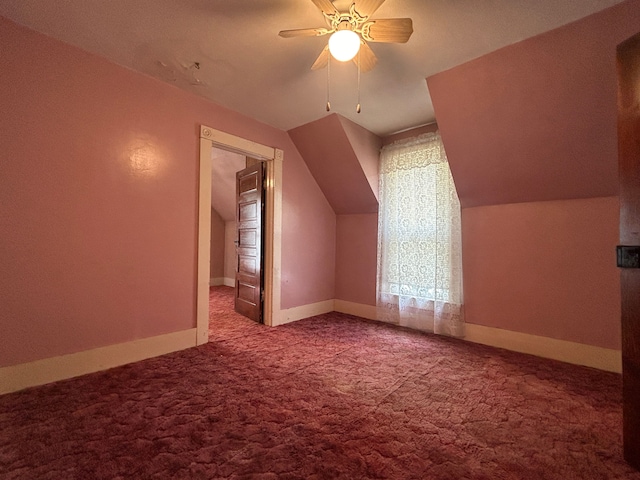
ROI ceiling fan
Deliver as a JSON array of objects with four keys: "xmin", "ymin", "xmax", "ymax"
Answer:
[{"xmin": 278, "ymin": 0, "xmax": 413, "ymax": 72}]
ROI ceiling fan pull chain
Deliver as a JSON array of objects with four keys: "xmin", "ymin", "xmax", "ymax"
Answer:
[
  {"xmin": 326, "ymin": 54, "xmax": 331, "ymax": 112},
  {"xmin": 356, "ymin": 48, "xmax": 361, "ymax": 113}
]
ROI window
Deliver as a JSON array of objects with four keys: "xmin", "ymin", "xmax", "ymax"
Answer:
[{"xmin": 376, "ymin": 132, "xmax": 464, "ymax": 336}]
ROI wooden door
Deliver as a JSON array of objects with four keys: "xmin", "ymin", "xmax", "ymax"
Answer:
[
  {"xmin": 617, "ymin": 31, "xmax": 640, "ymax": 471},
  {"xmin": 234, "ymin": 162, "xmax": 264, "ymax": 323}
]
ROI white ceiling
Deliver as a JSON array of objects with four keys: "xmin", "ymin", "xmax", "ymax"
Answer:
[
  {"xmin": 211, "ymin": 148, "xmax": 245, "ymax": 222},
  {"xmin": 0, "ymin": 0, "xmax": 625, "ymax": 136}
]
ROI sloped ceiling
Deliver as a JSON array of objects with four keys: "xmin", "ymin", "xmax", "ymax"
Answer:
[
  {"xmin": 0, "ymin": 0, "xmax": 628, "ymax": 136},
  {"xmin": 211, "ymin": 148, "xmax": 245, "ymax": 222},
  {"xmin": 338, "ymin": 115, "xmax": 382, "ymax": 201},
  {"xmin": 289, "ymin": 114, "xmax": 381, "ymax": 214},
  {"xmin": 428, "ymin": 0, "xmax": 640, "ymax": 208}
]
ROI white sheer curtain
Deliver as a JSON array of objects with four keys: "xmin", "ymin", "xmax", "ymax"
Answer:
[{"xmin": 376, "ymin": 132, "xmax": 464, "ymax": 337}]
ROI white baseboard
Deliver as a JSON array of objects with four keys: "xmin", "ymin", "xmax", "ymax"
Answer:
[
  {"xmin": 0, "ymin": 328, "xmax": 197, "ymax": 395},
  {"xmin": 464, "ymin": 323, "xmax": 621, "ymax": 373},
  {"xmin": 334, "ymin": 299, "xmax": 378, "ymax": 321},
  {"xmin": 223, "ymin": 277, "xmax": 234, "ymax": 287},
  {"xmin": 274, "ymin": 299, "xmax": 334, "ymax": 326},
  {"xmin": 333, "ymin": 300, "xmax": 621, "ymax": 373},
  {"xmin": 4, "ymin": 302, "xmax": 618, "ymax": 395},
  {"xmin": 210, "ymin": 277, "xmax": 225, "ymax": 286}
]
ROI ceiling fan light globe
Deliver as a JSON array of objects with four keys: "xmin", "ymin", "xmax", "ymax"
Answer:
[{"xmin": 328, "ymin": 30, "xmax": 360, "ymax": 62}]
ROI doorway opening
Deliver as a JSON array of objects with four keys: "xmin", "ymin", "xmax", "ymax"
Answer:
[
  {"xmin": 209, "ymin": 148, "xmax": 244, "ymax": 291},
  {"xmin": 196, "ymin": 125, "xmax": 283, "ymax": 345}
]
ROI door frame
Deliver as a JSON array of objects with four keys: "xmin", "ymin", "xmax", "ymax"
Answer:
[
  {"xmin": 617, "ymin": 31, "xmax": 640, "ymax": 470},
  {"xmin": 197, "ymin": 125, "xmax": 283, "ymax": 344}
]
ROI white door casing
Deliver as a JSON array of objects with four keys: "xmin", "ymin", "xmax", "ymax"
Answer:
[{"xmin": 197, "ymin": 125, "xmax": 283, "ymax": 344}]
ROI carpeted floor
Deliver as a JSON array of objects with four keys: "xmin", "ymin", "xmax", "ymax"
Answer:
[{"xmin": 0, "ymin": 286, "xmax": 638, "ymax": 479}]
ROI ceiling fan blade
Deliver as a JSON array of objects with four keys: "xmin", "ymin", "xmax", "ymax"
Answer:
[
  {"xmin": 352, "ymin": 0, "xmax": 386, "ymax": 19},
  {"xmin": 279, "ymin": 27, "xmax": 331, "ymax": 38},
  {"xmin": 361, "ymin": 18, "xmax": 413, "ymax": 43},
  {"xmin": 311, "ymin": 45, "xmax": 330, "ymax": 70},
  {"xmin": 310, "ymin": 0, "xmax": 339, "ymax": 17},
  {"xmin": 354, "ymin": 42, "xmax": 377, "ymax": 72}
]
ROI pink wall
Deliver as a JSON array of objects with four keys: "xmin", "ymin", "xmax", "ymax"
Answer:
[
  {"xmin": 463, "ymin": 197, "xmax": 621, "ymax": 349},
  {"xmin": 423, "ymin": 3, "xmax": 639, "ymax": 350},
  {"xmin": 280, "ymin": 145, "xmax": 337, "ymax": 307},
  {"xmin": 332, "ymin": 125, "xmax": 443, "ymax": 308},
  {"xmin": 337, "ymin": 116, "xmax": 382, "ymax": 202},
  {"xmin": 288, "ymin": 114, "xmax": 379, "ymax": 214},
  {"xmin": 224, "ymin": 221, "xmax": 236, "ymax": 281},
  {"xmin": 428, "ymin": 0, "xmax": 640, "ymax": 209},
  {"xmin": 209, "ymin": 208, "xmax": 225, "ymax": 279},
  {"xmin": 0, "ymin": 17, "xmax": 335, "ymax": 367},
  {"xmin": 335, "ymin": 214, "xmax": 378, "ymax": 306},
  {"xmin": 290, "ymin": 115, "xmax": 382, "ymax": 306}
]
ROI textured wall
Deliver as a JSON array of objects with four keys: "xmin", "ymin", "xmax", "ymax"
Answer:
[
  {"xmin": 428, "ymin": 0, "xmax": 640, "ymax": 208},
  {"xmin": 462, "ymin": 197, "xmax": 621, "ymax": 349},
  {"xmin": 0, "ymin": 17, "xmax": 336, "ymax": 366},
  {"xmin": 424, "ymin": 3, "xmax": 640, "ymax": 348},
  {"xmin": 224, "ymin": 221, "xmax": 236, "ymax": 282},
  {"xmin": 209, "ymin": 208, "xmax": 225, "ymax": 280},
  {"xmin": 288, "ymin": 114, "xmax": 379, "ymax": 215},
  {"xmin": 335, "ymin": 214, "xmax": 378, "ymax": 306}
]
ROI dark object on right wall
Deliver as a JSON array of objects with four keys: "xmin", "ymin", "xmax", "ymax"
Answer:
[{"xmin": 617, "ymin": 245, "xmax": 640, "ymax": 269}]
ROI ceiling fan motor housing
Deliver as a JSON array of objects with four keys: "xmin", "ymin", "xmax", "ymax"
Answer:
[{"xmin": 278, "ymin": 0, "xmax": 414, "ymax": 72}]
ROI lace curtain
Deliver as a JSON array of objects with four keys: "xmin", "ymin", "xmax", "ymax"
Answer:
[{"xmin": 377, "ymin": 132, "xmax": 464, "ymax": 337}]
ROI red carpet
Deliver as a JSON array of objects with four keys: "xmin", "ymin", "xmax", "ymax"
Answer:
[{"xmin": 0, "ymin": 286, "xmax": 637, "ymax": 479}]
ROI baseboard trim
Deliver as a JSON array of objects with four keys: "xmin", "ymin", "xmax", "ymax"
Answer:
[
  {"xmin": 334, "ymin": 299, "xmax": 378, "ymax": 321},
  {"xmin": 275, "ymin": 300, "xmax": 334, "ymax": 326},
  {"xmin": 223, "ymin": 277, "xmax": 234, "ymax": 287},
  {"xmin": 0, "ymin": 328, "xmax": 197, "ymax": 395},
  {"xmin": 464, "ymin": 323, "xmax": 621, "ymax": 373},
  {"xmin": 210, "ymin": 277, "xmax": 225, "ymax": 286},
  {"xmin": 333, "ymin": 300, "xmax": 621, "ymax": 373}
]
